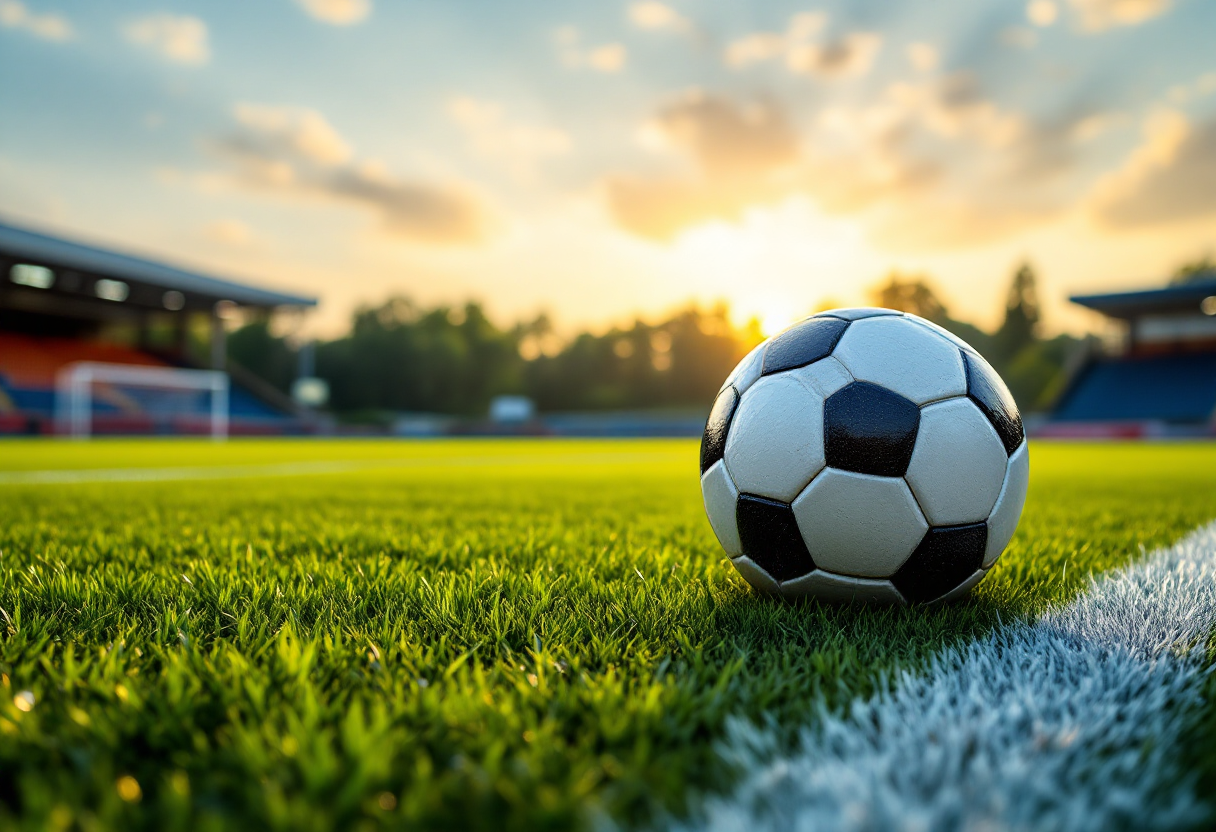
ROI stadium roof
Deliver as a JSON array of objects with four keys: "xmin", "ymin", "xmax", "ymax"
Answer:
[
  {"xmin": 0, "ymin": 219, "xmax": 316, "ymax": 309},
  {"xmin": 1070, "ymin": 275, "xmax": 1216, "ymax": 320}
]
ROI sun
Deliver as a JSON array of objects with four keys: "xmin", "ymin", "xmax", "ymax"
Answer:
[{"xmin": 758, "ymin": 305, "xmax": 798, "ymax": 337}]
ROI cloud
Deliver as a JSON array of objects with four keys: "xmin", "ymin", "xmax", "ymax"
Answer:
[
  {"xmin": 1167, "ymin": 71, "xmax": 1216, "ymax": 105},
  {"xmin": 642, "ymin": 90, "xmax": 800, "ymax": 176},
  {"xmin": 553, "ymin": 26, "xmax": 627, "ymax": 72},
  {"xmin": 1027, "ymin": 0, "xmax": 1059, "ymax": 26},
  {"xmin": 725, "ymin": 15, "xmax": 880, "ymax": 79},
  {"xmin": 605, "ymin": 176, "xmax": 787, "ymax": 241},
  {"xmin": 207, "ymin": 104, "xmax": 491, "ymax": 244},
  {"xmin": 724, "ymin": 12, "xmax": 826, "ymax": 67},
  {"xmin": 906, "ymin": 42, "xmax": 938, "ymax": 72},
  {"xmin": 724, "ymin": 33, "xmax": 788, "ymax": 67},
  {"xmin": 787, "ymin": 32, "xmax": 882, "ymax": 78},
  {"xmin": 1067, "ymin": 0, "xmax": 1171, "ymax": 30},
  {"xmin": 1091, "ymin": 110, "xmax": 1216, "ymax": 228},
  {"xmin": 294, "ymin": 0, "xmax": 370, "ymax": 26},
  {"xmin": 447, "ymin": 96, "xmax": 570, "ymax": 173},
  {"xmin": 605, "ymin": 91, "xmax": 801, "ymax": 239},
  {"xmin": 125, "ymin": 14, "xmax": 209, "ymax": 65},
  {"xmin": 874, "ymin": 73, "xmax": 1023, "ymax": 148},
  {"xmin": 0, "ymin": 1, "xmax": 71, "ymax": 41},
  {"xmin": 603, "ymin": 79, "xmax": 1111, "ymax": 250},
  {"xmin": 204, "ymin": 219, "xmax": 256, "ymax": 248},
  {"xmin": 586, "ymin": 43, "xmax": 626, "ymax": 72},
  {"xmin": 232, "ymin": 103, "xmax": 352, "ymax": 166},
  {"xmin": 629, "ymin": 2, "xmax": 690, "ymax": 34}
]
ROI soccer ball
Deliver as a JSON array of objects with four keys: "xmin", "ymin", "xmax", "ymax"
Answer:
[{"xmin": 700, "ymin": 308, "xmax": 1029, "ymax": 604}]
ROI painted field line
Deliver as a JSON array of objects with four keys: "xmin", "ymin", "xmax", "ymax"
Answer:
[
  {"xmin": 0, "ymin": 451, "xmax": 683, "ymax": 485},
  {"xmin": 681, "ymin": 522, "xmax": 1216, "ymax": 832}
]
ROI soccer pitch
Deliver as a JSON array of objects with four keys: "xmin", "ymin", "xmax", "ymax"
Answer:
[{"xmin": 1, "ymin": 439, "xmax": 1215, "ymax": 830}]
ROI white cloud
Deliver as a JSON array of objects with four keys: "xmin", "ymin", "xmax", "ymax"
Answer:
[
  {"xmin": 232, "ymin": 104, "xmax": 353, "ymax": 166},
  {"xmin": 204, "ymin": 218, "xmax": 256, "ymax": 248},
  {"xmin": 125, "ymin": 14, "xmax": 209, "ymax": 65},
  {"xmin": 602, "ymin": 75, "xmax": 1112, "ymax": 250},
  {"xmin": 0, "ymin": 1, "xmax": 72, "ymax": 41},
  {"xmin": 906, "ymin": 42, "xmax": 939, "ymax": 72},
  {"xmin": 1069, "ymin": 112, "xmax": 1121, "ymax": 143},
  {"xmin": 1027, "ymin": 0, "xmax": 1059, "ymax": 26},
  {"xmin": 554, "ymin": 26, "xmax": 627, "ymax": 73},
  {"xmin": 725, "ymin": 15, "xmax": 880, "ymax": 80},
  {"xmin": 1166, "ymin": 71, "xmax": 1216, "ymax": 105},
  {"xmin": 605, "ymin": 92, "xmax": 803, "ymax": 239},
  {"xmin": 724, "ymin": 12, "xmax": 825, "ymax": 68},
  {"xmin": 447, "ymin": 96, "xmax": 570, "ymax": 174},
  {"xmin": 587, "ymin": 43, "xmax": 626, "ymax": 72},
  {"xmin": 294, "ymin": 0, "xmax": 370, "ymax": 26},
  {"xmin": 891, "ymin": 74, "xmax": 1023, "ymax": 147},
  {"xmin": 787, "ymin": 32, "xmax": 882, "ymax": 78},
  {"xmin": 1090, "ymin": 109, "xmax": 1216, "ymax": 228},
  {"xmin": 205, "ymin": 104, "xmax": 492, "ymax": 244},
  {"xmin": 1067, "ymin": 0, "xmax": 1171, "ymax": 31},
  {"xmin": 724, "ymin": 33, "xmax": 788, "ymax": 67},
  {"xmin": 647, "ymin": 91, "xmax": 800, "ymax": 176},
  {"xmin": 629, "ymin": 2, "xmax": 690, "ymax": 34}
]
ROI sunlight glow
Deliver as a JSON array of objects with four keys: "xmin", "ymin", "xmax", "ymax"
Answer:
[
  {"xmin": 667, "ymin": 198, "xmax": 876, "ymax": 335},
  {"xmin": 759, "ymin": 306, "xmax": 798, "ymax": 336}
]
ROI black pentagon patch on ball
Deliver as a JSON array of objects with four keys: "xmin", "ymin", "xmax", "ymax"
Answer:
[
  {"xmin": 700, "ymin": 385, "xmax": 739, "ymax": 474},
  {"xmin": 761, "ymin": 316, "xmax": 850, "ymax": 375},
  {"xmin": 816, "ymin": 307, "xmax": 903, "ymax": 321},
  {"xmin": 892, "ymin": 522, "xmax": 987, "ymax": 604},
  {"xmin": 824, "ymin": 381, "xmax": 920, "ymax": 477},
  {"xmin": 963, "ymin": 352, "xmax": 1024, "ymax": 456},
  {"xmin": 736, "ymin": 494, "xmax": 816, "ymax": 582}
]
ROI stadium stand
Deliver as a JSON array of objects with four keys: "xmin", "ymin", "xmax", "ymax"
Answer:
[
  {"xmin": 1048, "ymin": 275, "xmax": 1216, "ymax": 436},
  {"xmin": 0, "ymin": 219, "xmax": 317, "ymax": 435}
]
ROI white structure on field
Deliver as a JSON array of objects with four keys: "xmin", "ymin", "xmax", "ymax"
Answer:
[{"xmin": 55, "ymin": 362, "xmax": 229, "ymax": 440}]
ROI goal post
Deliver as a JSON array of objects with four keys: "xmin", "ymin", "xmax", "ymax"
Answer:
[{"xmin": 54, "ymin": 361, "xmax": 229, "ymax": 440}]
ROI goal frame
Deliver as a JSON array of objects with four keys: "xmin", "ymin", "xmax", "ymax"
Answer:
[{"xmin": 54, "ymin": 361, "xmax": 229, "ymax": 440}]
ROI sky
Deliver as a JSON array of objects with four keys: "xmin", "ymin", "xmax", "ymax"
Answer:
[{"xmin": 1, "ymin": 0, "xmax": 1215, "ymax": 338}]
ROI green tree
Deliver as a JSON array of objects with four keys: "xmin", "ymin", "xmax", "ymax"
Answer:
[
  {"xmin": 868, "ymin": 272, "xmax": 995, "ymax": 356},
  {"xmin": 994, "ymin": 262, "xmax": 1041, "ymax": 364},
  {"xmin": 315, "ymin": 297, "xmax": 522, "ymax": 416},
  {"xmin": 522, "ymin": 305, "xmax": 749, "ymax": 412},
  {"xmin": 227, "ymin": 319, "xmax": 296, "ymax": 394},
  {"xmin": 1169, "ymin": 255, "xmax": 1216, "ymax": 284},
  {"xmin": 870, "ymin": 272, "xmax": 948, "ymax": 321},
  {"xmin": 1002, "ymin": 336, "xmax": 1075, "ymax": 411}
]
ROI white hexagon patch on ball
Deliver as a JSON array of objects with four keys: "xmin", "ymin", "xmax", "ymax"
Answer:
[{"xmin": 699, "ymin": 308, "xmax": 1029, "ymax": 605}]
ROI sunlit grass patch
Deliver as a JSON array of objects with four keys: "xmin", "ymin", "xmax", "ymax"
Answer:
[{"xmin": 0, "ymin": 439, "xmax": 1214, "ymax": 830}]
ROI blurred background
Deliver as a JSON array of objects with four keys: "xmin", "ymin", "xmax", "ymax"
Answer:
[{"xmin": 1, "ymin": 0, "xmax": 1214, "ymax": 438}]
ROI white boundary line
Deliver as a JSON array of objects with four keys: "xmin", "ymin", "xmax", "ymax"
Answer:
[
  {"xmin": 680, "ymin": 522, "xmax": 1216, "ymax": 832},
  {"xmin": 0, "ymin": 451, "xmax": 686, "ymax": 486}
]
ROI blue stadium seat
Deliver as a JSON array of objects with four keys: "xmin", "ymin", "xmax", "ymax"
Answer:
[
  {"xmin": 5, "ymin": 386, "xmax": 56, "ymax": 416},
  {"xmin": 228, "ymin": 386, "xmax": 284, "ymax": 419},
  {"xmin": 1053, "ymin": 352, "xmax": 1216, "ymax": 423}
]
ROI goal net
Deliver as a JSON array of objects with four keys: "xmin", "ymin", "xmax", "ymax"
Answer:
[{"xmin": 55, "ymin": 361, "xmax": 230, "ymax": 439}]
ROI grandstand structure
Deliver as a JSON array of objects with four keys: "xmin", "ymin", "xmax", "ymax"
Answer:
[
  {"xmin": 0, "ymin": 219, "xmax": 317, "ymax": 436},
  {"xmin": 1049, "ymin": 275, "xmax": 1216, "ymax": 436}
]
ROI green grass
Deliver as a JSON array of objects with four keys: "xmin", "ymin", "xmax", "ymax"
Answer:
[{"xmin": 1, "ymin": 439, "xmax": 1215, "ymax": 831}]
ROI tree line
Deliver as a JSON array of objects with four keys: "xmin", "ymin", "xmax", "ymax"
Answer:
[{"xmin": 228, "ymin": 263, "xmax": 1087, "ymax": 419}]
